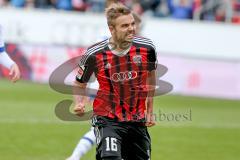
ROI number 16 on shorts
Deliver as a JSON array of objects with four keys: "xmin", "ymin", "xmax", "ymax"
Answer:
[{"xmin": 105, "ymin": 137, "xmax": 118, "ymax": 152}]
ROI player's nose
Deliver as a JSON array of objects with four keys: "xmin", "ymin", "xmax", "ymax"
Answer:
[{"xmin": 128, "ymin": 24, "xmax": 134, "ymax": 32}]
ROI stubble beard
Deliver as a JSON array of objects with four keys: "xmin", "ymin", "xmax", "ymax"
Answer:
[{"xmin": 116, "ymin": 32, "xmax": 134, "ymax": 50}]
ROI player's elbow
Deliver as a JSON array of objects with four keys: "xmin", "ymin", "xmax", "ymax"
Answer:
[{"xmin": 73, "ymin": 80, "xmax": 87, "ymax": 88}]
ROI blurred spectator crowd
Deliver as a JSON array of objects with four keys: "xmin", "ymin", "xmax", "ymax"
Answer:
[{"xmin": 0, "ymin": 0, "xmax": 240, "ymax": 24}]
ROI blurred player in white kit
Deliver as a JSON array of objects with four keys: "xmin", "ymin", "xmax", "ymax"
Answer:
[{"xmin": 0, "ymin": 25, "xmax": 20, "ymax": 83}]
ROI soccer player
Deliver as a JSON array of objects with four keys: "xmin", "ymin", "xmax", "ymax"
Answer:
[
  {"xmin": 0, "ymin": 25, "xmax": 20, "ymax": 82},
  {"xmin": 73, "ymin": 3, "xmax": 156, "ymax": 160},
  {"xmin": 66, "ymin": 8, "xmax": 143, "ymax": 160}
]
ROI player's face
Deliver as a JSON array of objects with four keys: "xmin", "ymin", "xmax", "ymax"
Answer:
[{"xmin": 111, "ymin": 14, "xmax": 136, "ymax": 44}]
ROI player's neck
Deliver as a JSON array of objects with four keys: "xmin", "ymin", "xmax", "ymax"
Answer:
[
  {"xmin": 109, "ymin": 37, "xmax": 131, "ymax": 56},
  {"xmin": 109, "ymin": 37, "xmax": 131, "ymax": 52}
]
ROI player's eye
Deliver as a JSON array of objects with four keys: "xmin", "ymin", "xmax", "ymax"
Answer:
[{"xmin": 122, "ymin": 24, "xmax": 129, "ymax": 28}]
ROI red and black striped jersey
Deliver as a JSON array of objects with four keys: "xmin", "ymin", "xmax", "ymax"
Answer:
[{"xmin": 76, "ymin": 36, "xmax": 157, "ymax": 122}]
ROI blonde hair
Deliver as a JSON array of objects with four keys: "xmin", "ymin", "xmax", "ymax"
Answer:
[
  {"xmin": 132, "ymin": 12, "xmax": 141, "ymax": 24},
  {"xmin": 105, "ymin": 3, "xmax": 131, "ymax": 27},
  {"xmin": 105, "ymin": 0, "xmax": 119, "ymax": 8}
]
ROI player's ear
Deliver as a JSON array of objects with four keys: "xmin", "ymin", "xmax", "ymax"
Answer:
[{"xmin": 109, "ymin": 25, "xmax": 115, "ymax": 35}]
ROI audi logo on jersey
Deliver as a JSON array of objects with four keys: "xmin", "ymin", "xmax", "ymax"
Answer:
[{"xmin": 111, "ymin": 71, "xmax": 138, "ymax": 82}]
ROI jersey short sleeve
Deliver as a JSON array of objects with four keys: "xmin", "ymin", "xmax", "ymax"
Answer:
[
  {"xmin": 76, "ymin": 51, "xmax": 96, "ymax": 83},
  {"xmin": 147, "ymin": 42, "xmax": 157, "ymax": 71}
]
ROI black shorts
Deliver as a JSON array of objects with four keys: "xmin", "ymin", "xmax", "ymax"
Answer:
[{"xmin": 92, "ymin": 116, "xmax": 151, "ymax": 160}]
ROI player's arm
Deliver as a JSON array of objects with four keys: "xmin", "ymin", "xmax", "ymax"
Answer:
[
  {"xmin": 0, "ymin": 51, "xmax": 21, "ymax": 83},
  {"xmin": 146, "ymin": 70, "xmax": 156, "ymax": 127},
  {"xmin": 9, "ymin": 63, "xmax": 21, "ymax": 83},
  {"xmin": 73, "ymin": 54, "xmax": 95, "ymax": 116},
  {"xmin": 73, "ymin": 80, "xmax": 88, "ymax": 116},
  {"xmin": 0, "ymin": 26, "xmax": 21, "ymax": 82},
  {"xmin": 146, "ymin": 42, "xmax": 157, "ymax": 127}
]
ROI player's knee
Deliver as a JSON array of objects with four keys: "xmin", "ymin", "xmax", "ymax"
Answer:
[{"xmin": 102, "ymin": 156, "xmax": 122, "ymax": 160}]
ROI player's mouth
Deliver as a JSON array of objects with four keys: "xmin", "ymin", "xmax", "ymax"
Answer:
[{"xmin": 127, "ymin": 34, "xmax": 134, "ymax": 39}]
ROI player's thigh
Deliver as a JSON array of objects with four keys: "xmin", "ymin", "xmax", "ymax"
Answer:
[
  {"xmin": 94, "ymin": 122, "xmax": 124, "ymax": 159},
  {"xmin": 126, "ymin": 126, "xmax": 151, "ymax": 160}
]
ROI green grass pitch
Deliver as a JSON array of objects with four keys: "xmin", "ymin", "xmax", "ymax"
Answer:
[{"xmin": 0, "ymin": 79, "xmax": 240, "ymax": 160}]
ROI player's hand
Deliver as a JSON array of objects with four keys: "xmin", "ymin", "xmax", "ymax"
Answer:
[
  {"xmin": 9, "ymin": 63, "xmax": 21, "ymax": 83},
  {"xmin": 74, "ymin": 103, "xmax": 85, "ymax": 116},
  {"xmin": 145, "ymin": 113, "xmax": 156, "ymax": 127}
]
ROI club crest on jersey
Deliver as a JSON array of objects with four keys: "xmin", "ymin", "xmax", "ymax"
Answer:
[{"xmin": 133, "ymin": 55, "xmax": 142, "ymax": 65}]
